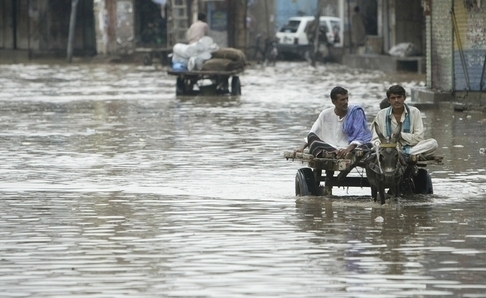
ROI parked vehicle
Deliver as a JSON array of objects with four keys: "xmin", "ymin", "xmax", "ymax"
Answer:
[{"xmin": 276, "ymin": 16, "xmax": 342, "ymax": 60}]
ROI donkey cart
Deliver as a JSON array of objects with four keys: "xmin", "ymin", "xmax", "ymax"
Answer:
[
  {"xmin": 168, "ymin": 68, "xmax": 244, "ymax": 96},
  {"xmin": 283, "ymin": 149, "xmax": 443, "ymax": 202}
]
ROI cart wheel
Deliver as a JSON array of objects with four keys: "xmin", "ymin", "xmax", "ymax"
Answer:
[
  {"xmin": 176, "ymin": 77, "xmax": 185, "ymax": 95},
  {"xmin": 295, "ymin": 168, "xmax": 317, "ymax": 196},
  {"xmin": 143, "ymin": 54, "xmax": 153, "ymax": 66},
  {"xmin": 413, "ymin": 168, "xmax": 433, "ymax": 194},
  {"xmin": 231, "ymin": 76, "xmax": 241, "ymax": 95},
  {"xmin": 401, "ymin": 177, "xmax": 415, "ymax": 195}
]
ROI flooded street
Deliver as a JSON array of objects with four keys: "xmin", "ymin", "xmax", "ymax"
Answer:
[{"xmin": 0, "ymin": 61, "xmax": 485, "ymax": 297}]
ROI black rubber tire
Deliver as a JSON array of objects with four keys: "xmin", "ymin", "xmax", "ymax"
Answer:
[
  {"xmin": 176, "ymin": 77, "xmax": 185, "ymax": 96},
  {"xmin": 231, "ymin": 76, "xmax": 241, "ymax": 95},
  {"xmin": 295, "ymin": 168, "xmax": 317, "ymax": 196},
  {"xmin": 413, "ymin": 168, "xmax": 433, "ymax": 194},
  {"xmin": 401, "ymin": 177, "xmax": 415, "ymax": 195}
]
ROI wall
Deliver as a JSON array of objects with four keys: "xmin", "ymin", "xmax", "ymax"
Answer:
[
  {"xmin": 0, "ymin": 0, "xmax": 15, "ymax": 49},
  {"xmin": 15, "ymin": 0, "xmax": 31, "ymax": 50},
  {"xmin": 429, "ymin": 0, "xmax": 453, "ymax": 91},
  {"xmin": 0, "ymin": 0, "xmax": 40, "ymax": 51},
  {"xmin": 0, "ymin": 0, "xmax": 95, "ymax": 56},
  {"xmin": 452, "ymin": 1, "xmax": 486, "ymax": 91},
  {"xmin": 227, "ymin": 0, "xmax": 246, "ymax": 49},
  {"xmin": 204, "ymin": 1, "xmax": 228, "ymax": 48},
  {"xmin": 94, "ymin": 0, "xmax": 134, "ymax": 55},
  {"xmin": 93, "ymin": 0, "xmax": 109, "ymax": 54},
  {"xmin": 115, "ymin": 0, "xmax": 135, "ymax": 54}
]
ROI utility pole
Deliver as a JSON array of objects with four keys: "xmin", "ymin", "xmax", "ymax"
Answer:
[
  {"xmin": 311, "ymin": 0, "xmax": 323, "ymax": 67},
  {"xmin": 347, "ymin": 0, "xmax": 352, "ymax": 54},
  {"xmin": 67, "ymin": 0, "xmax": 79, "ymax": 63}
]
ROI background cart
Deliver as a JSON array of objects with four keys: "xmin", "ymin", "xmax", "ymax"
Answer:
[{"xmin": 167, "ymin": 68, "xmax": 244, "ymax": 96}]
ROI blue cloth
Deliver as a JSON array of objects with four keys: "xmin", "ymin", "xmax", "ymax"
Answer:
[
  {"xmin": 343, "ymin": 105, "xmax": 372, "ymax": 145},
  {"xmin": 171, "ymin": 62, "xmax": 187, "ymax": 71},
  {"xmin": 385, "ymin": 103, "xmax": 411, "ymax": 153}
]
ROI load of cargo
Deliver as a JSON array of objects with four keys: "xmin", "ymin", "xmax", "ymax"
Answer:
[{"xmin": 171, "ymin": 37, "xmax": 246, "ymax": 72}]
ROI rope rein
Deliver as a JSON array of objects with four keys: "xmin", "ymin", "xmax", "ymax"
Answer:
[
  {"xmin": 370, "ymin": 142, "xmax": 403, "ymax": 177},
  {"xmin": 375, "ymin": 145, "xmax": 383, "ymax": 175}
]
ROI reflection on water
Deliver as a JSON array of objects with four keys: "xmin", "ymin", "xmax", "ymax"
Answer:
[
  {"xmin": 0, "ymin": 62, "xmax": 485, "ymax": 297},
  {"xmin": 294, "ymin": 197, "xmax": 486, "ymax": 297}
]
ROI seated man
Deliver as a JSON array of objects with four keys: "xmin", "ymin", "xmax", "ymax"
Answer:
[
  {"xmin": 371, "ymin": 84, "xmax": 438, "ymax": 158},
  {"xmin": 294, "ymin": 86, "xmax": 373, "ymax": 179},
  {"xmin": 187, "ymin": 13, "xmax": 209, "ymax": 44}
]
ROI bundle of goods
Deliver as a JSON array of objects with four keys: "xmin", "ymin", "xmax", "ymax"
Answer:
[
  {"xmin": 171, "ymin": 36, "xmax": 219, "ymax": 71},
  {"xmin": 171, "ymin": 36, "xmax": 246, "ymax": 72},
  {"xmin": 201, "ymin": 48, "xmax": 247, "ymax": 71}
]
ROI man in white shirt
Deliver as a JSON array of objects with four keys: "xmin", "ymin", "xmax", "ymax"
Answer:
[
  {"xmin": 295, "ymin": 86, "xmax": 372, "ymax": 158},
  {"xmin": 371, "ymin": 85, "xmax": 438, "ymax": 158},
  {"xmin": 294, "ymin": 86, "xmax": 372, "ymax": 180},
  {"xmin": 187, "ymin": 13, "xmax": 209, "ymax": 44}
]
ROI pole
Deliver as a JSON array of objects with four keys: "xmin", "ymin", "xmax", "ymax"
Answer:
[
  {"xmin": 264, "ymin": 0, "xmax": 270, "ymax": 38},
  {"xmin": 67, "ymin": 0, "xmax": 79, "ymax": 63},
  {"xmin": 311, "ymin": 0, "xmax": 323, "ymax": 67},
  {"xmin": 12, "ymin": 0, "xmax": 17, "ymax": 49},
  {"xmin": 347, "ymin": 0, "xmax": 352, "ymax": 54},
  {"xmin": 450, "ymin": 8, "xmax": 470, "ymax": 91}
]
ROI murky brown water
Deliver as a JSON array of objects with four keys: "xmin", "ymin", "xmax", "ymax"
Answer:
[{"xmin": 0, "ymin": 61, "xmax": 485, "ymax": 297}]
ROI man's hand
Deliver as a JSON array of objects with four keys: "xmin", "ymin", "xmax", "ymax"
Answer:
[
  {"xmin": 335, "ymin": 148, "xmax": 349, "ymax": 158},
  {"xmin": 336, "ymin": 144, "xmax": 357, "ymax": 159},
  {"xmin": 293, "ymin": 144, "xmax": 307, "ymax": 158}
]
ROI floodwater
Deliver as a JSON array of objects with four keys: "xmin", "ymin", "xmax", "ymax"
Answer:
[{"xmin": 0, "ymin": 61, "xmax": 485, "ymax": 297}]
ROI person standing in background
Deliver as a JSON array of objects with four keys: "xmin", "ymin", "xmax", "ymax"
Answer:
[{"xmin": 351, "ymin": 6, "xmax": 367, "ymax": 53}]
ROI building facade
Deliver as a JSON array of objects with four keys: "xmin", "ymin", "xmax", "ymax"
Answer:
[
  {"xmin": 1, "ymin": 0, "xmax": 246, "ymax": 61},
  {"xmin": 427, "ymin": 0, "xmax": 486, "ymax": 92},
  {"xmin": 0, "ymin": 0, "xmax": 96, "ymax": 59}
]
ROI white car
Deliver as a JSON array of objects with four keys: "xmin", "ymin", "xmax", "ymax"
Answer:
[{"xmin": 276, "ymin": 16, "xmax": 342, "ymax": 59}]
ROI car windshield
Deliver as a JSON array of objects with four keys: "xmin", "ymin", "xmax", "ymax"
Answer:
[
  {"xmin": 330, "ymin": 20, "xmax": 340, "ymax": 32},
  {"xmin": 279, "ymin": 20, "xmax": 301, "ymax": 33}
]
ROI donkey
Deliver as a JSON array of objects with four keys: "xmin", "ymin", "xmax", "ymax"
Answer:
[{"xmin": 364, "ymin": 122, "xmax": 407, "ymax": 205}]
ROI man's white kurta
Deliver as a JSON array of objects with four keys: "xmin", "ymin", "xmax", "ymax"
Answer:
[
  {"xmin": 371, "ymin": 105, "xmax": 438, "ymax": 156},
  {"xmin": 371, "ymin": 105, "xmax": 424, "ymax": 146},
  {"xmin": 308, "ymin": 107, "xmax": 350, "ymax": 149}
]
